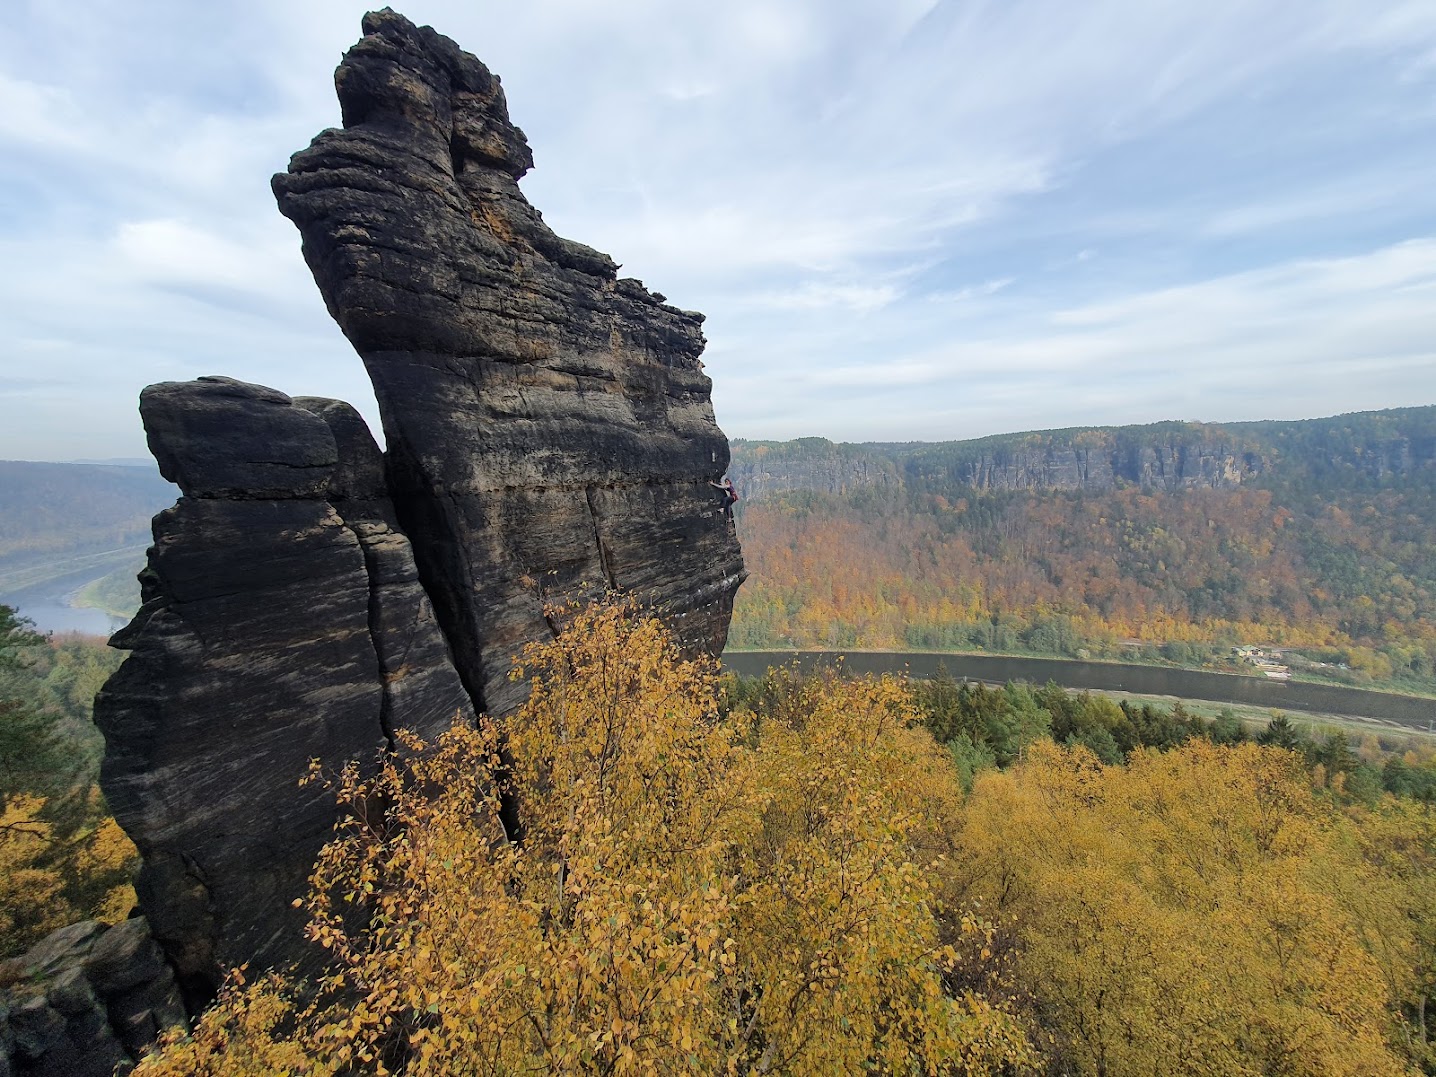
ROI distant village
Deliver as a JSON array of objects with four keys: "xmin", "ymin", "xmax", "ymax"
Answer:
[{"xmin": 1233, "ymin": 646, "xmax": 1292, "ymax": 680}]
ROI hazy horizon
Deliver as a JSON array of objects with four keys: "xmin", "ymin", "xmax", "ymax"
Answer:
[{"xmin": 4, "ymin": 400, "xmax": 1431, "ymax": 467}]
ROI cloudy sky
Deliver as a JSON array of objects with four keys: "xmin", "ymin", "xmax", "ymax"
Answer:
[{"xmin": 3, "ymin": 0, "xmax": 1435, "ymax": 460}]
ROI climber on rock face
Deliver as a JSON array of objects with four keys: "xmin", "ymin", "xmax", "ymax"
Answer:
[{"xmin": 710, "ymin": 477, "xmax": 738, "ymax": 522}]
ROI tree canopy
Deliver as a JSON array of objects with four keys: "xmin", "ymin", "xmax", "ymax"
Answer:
[
  {"xmin": 0, "ymin": 604, "xmax": 135, "ymax": 956},
  {"xmin": 132, "ymin": 601, "xmax": 1435, "ymax": 1075},
  {"xmin": 138, "ymin": 601, "xmax": 1031, "ymax": 1076}
]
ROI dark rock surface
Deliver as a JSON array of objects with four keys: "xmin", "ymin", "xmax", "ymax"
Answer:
[
  {"xmin": 92, "ymin": 8, "xmax": 743, "ymax": 1011},
  {"xmin": 274, "ymin": 9, "xmax": 745, "ymax": 714},
  {"xmin": 293, "ymin": 396, "xmax": 474, "ymax": 743},
  {"xmin": 0, "ymin": 918, "xmax": 180, "ymax": 1076},
  {"xmin": 139, "ymin": 378, "xmax": 336, "ymax": 499},
  {"xmin": 95, "ymin": 378, "xmax": 472, "ymax": 1002},
  {"xmin": 83, "ymin": 918, "xmax": 166, "ymax": 997}
]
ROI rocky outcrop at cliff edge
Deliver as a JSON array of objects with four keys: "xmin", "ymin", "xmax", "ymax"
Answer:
[
  {"xmin": 94, "ymin": 378, "xmax": 473, "ymax": 1003},
  {"xmin": 724, "ymin": 439, "xmax": 902, "ymax": 502},
  {"xmin": 729, "ymin": 426, "xmax": 1266, "ymax": 500},
  {"xmin": 274, "ymin": 9, "xmax": 745, "ymax": 716},
  {"xmin": 729, "ymin": 410, "xmax": 1436, "ymax": 503},
  {"xmin": 94, "ymin": 10, "xmax": 743, "ymax": 1000},
  {"xmin": 956, "ymin": 432, "xmax": 1259, "ymax": 492}
]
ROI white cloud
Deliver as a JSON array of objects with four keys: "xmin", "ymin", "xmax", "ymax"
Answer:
[
  {"xmin": 0, "ymin": 72, "xmax": 87, "ymax": 150},
  {"xmin": 926, "ymin": 278, "xmax": 1015, "ymax": 305},
  {"xmin": 732, "ymin": 4, "xmax": 813, "ymax": 59},
  {"xmin": 753, "ymin": 238, "xmax": 1436, "ymax": 437},
  {"xmin": 2, "ymin": 0, "xmax": 1436, "ymax": 458},
  {"xmin": 110, "ymin": 217, "xmax": 310, "ymax": 301},
  {"xmin": 752, "ymin": 282, "xmax": 902, "ymax": 313},
  {"xmin": 1204, "ymin": 170, "xmax": 1436, "ymax": 237},
  {"xmin": 1055, "ymin": 239, "xmax": 1436, "ymax": 329}
]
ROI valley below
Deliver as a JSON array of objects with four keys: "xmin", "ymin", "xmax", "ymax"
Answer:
[
  {"xmin": 6, "ymin": 403, "xmax": 1434, "ymax": 700},
  {"xmin": 728, "ymin": 406, "xmax": 1436, "ymax": 700},
  {"xmin": 3, "ymin": 8, "xmax": 1434, "ymax": 1071},
  {"xmin": 0, "ymin": 459, "xmax": 172, "ymax": 636},
  {"xmin": 724, "ymin": 649, "xmax": 1436, "ymax": 732},
  {"xmin": 0, "ymin": 549, "xmax": 145, "ymax": 636}
]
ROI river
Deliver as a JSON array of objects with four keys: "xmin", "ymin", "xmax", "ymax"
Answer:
[
  {"xmin": 0, "ymin": 567, "xmax": 130, "ymax": 637},
  {"xmin": 6, "ymin": 580, "xmax": 1431, "ymax": 727},
  {"xmin": 722, "ymin": 650, "xmax": 1436, "ymax": 731}
]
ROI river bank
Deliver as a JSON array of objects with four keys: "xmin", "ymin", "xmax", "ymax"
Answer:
[
  {"xmin": 722, "ymin": 650, "xmax": 1436, "ymax": 732},
  {"xmin": 0, "ymin": 551, "xmax": 142, "ymax": 637}
]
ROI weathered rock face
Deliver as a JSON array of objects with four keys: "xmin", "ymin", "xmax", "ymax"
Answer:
[
  {"xmin": 956, "ymin": 435, "xmax": 1259, "ymax": 492},
  {"xmin": 94, "ymin": 10, "xmax": 743, "ymax": 1003},
  {"xmin": 95, "ymin": 378, "xmax": 473, "ymax": 1001},
  {"xmin": 726, "ymin": 439, "xmax": 902, "ymax": 502},
  {"xmin": 1116, "ymin": 436, "xmax": 1258, "ymax": 491},
  {"xmin": 0, "ymin": 918, "xmax": 184, "ymax": 1077},
  {"xmin": 293, "ymin": 396, "xmax": 477, "ymax": 744},
  {"xmin": 273, "ymin": 9, "xmax": 744, "ymax": 714},
  {"xmin": 896, "ymin": 429, "xmax": 1262, "ymax": 495},
  {"xmin": 957, "ymin": 444, "xmax": 1118, "ymax": 491},
  {"xmin": 729, "ymin": 428, "xmax": 1266, "ymax": 502}
]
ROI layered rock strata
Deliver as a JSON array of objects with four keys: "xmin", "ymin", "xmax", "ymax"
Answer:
[
  {"xmin": 729, "ymin": 430, "xmax": 1266, "ymax": 500},
  {"xmin": 95, "ymin": 9, "xmax": 743, "ymax": 1002},
  {"xmin": 95, "ymin": 378, "xmax": 472, "ymax": 1002},
  {"xmin": 273, "ymin": 9, "xmax": 745, "ymax": 715},
  {"xmin": 956, "ymin": 434, "xmax": 1260, "ymax": 492}
]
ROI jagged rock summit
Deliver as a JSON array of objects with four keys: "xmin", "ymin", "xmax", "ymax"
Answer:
[
  {"xmin": 273, "ymin": 7, "xmax": 745, "ymax": 715},
  {"xmin": 95, "ymin": 10, "xmax": 744, "ymax": 1007}
]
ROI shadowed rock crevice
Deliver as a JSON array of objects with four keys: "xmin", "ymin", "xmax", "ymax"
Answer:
[
  {"xmin": 0, "ymin": 918, "xmax": 188, "ymax": 1076},
  {"xmin": 95, "ymin": 9, "xmax": 743, "ymax": 997},
  {"xmin": 293, "ymin": 395, "xmax": 475, "ymax": 745}
]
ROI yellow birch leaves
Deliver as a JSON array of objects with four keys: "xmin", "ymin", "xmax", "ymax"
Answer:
[
  {"xmin": 953, "ymin": 740, "xmax": 1417, "ymax": 1077},
  {"xmin": 136, "ymin": 602, "xmax": 1431, "ymax": 1076},
  {"xmin": 139, "ymin": 599, "xmax": 1030, "ymax": 1076}
]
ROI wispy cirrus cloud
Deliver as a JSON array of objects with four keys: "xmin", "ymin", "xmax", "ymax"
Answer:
[{"xmin": 780, "ymin": 238, "xmax": 1436, "ymax": 438}]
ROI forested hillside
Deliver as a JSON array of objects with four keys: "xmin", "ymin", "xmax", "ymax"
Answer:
[
  {"xmin": 729, "ymin": 407, "xmax": 1436, "ymax": 690},
  {"xmin": 131, "ymin": 603, "xmax": 1436, "ymax": 1076},
  {"xmin": 0, "ymin": 607, "xmax": 135, "ymax": 956},
  {"xmin": 0, "ymin": 462, "xmax": 172, "ymax": 571}
]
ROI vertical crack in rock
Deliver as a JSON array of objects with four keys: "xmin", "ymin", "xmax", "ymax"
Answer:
[
  {"xmin": 94, "ymin": 381, "xmax": 477, "ymax": 1001},
  {"xmin": 584, "ymin": 485, "xmax": 619, "ymax": 591},
  {"xmin": 293, "ymin": 396, "xmax": 475, "ymax": 747},
  {"xmin": 273, "ymin": 9, "xmax": 746, "ymax": 718},
  {"xmin": 94, "ymin": 378, "xmax": 391, "ymax": 1003}
]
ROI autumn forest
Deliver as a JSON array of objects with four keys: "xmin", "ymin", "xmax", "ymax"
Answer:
[
  {"xmin": 729, "ymin": 406, "xmax": 1436, "ymax": 692},
  {"xmin": 128, "ymin": 605, "xmax": 1436, "ymax": 1076},
  {"xmin": 3, "ymin": 406, "xmax": 1436, "ymax": 1074}
]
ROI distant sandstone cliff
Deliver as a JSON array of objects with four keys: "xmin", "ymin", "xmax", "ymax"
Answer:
[
  {"xmin": 730, "ymin": 408, "xmax": 1436, "ymax": 501},
  {"xmin": 95, "ymin": 10, "xmax": 744, "ymax": 1006}
]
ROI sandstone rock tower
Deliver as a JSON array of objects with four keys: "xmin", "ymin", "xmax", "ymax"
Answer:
[{"xmin": 96, "ymin": 9, "xmax": 744, "ymax": 1001}]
